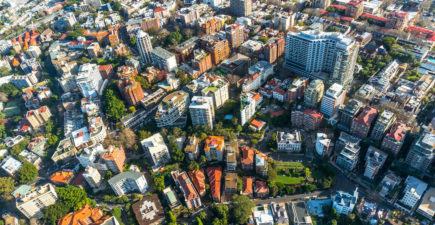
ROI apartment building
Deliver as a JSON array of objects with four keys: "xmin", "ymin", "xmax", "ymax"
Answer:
[
  {"xmin": 172, "ymin": 170, "xmax": 202, "ymax": 209},
  {"xmin": 25, "ymin": 106, "xmax": 52, "ymax": 130},
  {"xmin": 370, "ymin": 110, "xmax": 395, "ymax": 141},
  {"xmin": 16, "ymin": 183, "xmax": 58, "ymax": 219},
  {"xmin": 320, "ymin": 83, "xmax": 346, "ymax": 118},
  {"xmin": 345, "ymin": 0, "xmax": 364, "ymax": 18},
  {"xmin": 117, "ymin": 77, "xmax": 145, "ymax": 106},
  {"xmin": 350, "ymin": 106, "xmax": 378, "ymax": 139},
  {"xmin": 386, "ymin": 10, "xmax": 410, "ymax": 31},
  {"xmin": 155, "ymin": 91, "xmax": 189, "ymax": 128},
  {"xmin": 226, "ymin": 23, "xmax": 245, "ymax": 49},
  {"xmin": 381, "ymin": 122, "xmax": 408, "ymax": 156},
  {"xmin": 151, "ymin": 47, "xmax": 177, "ymax": 72},
  {"xmin": 364, "ymin": 146, "xmax": 388, "ymax": 180},
  {"xmin": 189, "ymin": 96, "xmax": 215, "ymax": 129},
  {"xmin": 108, "ymin": 171, "xmax": 148, "ymax": 196},
  {"xmin": 230, "ymin": 0, "xmax": 251, "ymax": 17},
  {"xmin": 405, "ymin": 128, "xmax": 435, "ymax": 172},
  {"xmin": 76, "ymin": 63, "xmax": 104, "ymax": 98},
  {"xmin": 332, "ymin": 188, "xmax": 359, "ymax": 215},
  {"xmin": 102, "ymin": 145, "xmax": 126, "ymax": 174},
  {"xmin": 398, "ymin": 176, "xmax": 428, "ymax": 210},
  {"xmin": 337, "ymin": 141, "xmax": 360, "ymax": 171},
  {"xmin": 140, "ymin": 133, "xmax": 171, "ymax": 167},
  {"xmin": 201, "ymin": 77, "xmax": 229, "ymax": 109},
  {"xmin": 338, "ymin": 99, "xmax": 363, "ymax": 131},
  {"xmin": 240, "ymin": 92, "xmax": 256, "ymax": 126},
  {"xmin": 204, "ymin": 136, "xmax": 225, "ymax": 161},
  {"xmin": 184, "ymin": 136, "xmax": 200, "ymax": 161},
  {"xmin": 304, "ymin": 79, "xmax": 324, "ymax": 108},
  {"xmin": 136, "ymin": 30, "xmax": 153, "ymax": 65}
]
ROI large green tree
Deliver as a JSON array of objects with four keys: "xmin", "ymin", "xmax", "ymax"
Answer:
[
  {"xmin": 230, "ymin": 195, "xmax": 255, "ymax": 224},
  {"xmin": 102, "ymin": 88, "xmax": 126, "ymax": 122},
  {"xmin": 43, "ymin": 202, "xmax": 69, "ymax": 225},
  {"xmin": 0, "ymin": 177, "xmax": 15, "ymax": 198},
  {"xmin": 56, "ymin": 185, "xmax": 91, "ymax": 211},
  {"xmin": 17, "ymin": 162, "xmax": 38, "ymax": 184}
]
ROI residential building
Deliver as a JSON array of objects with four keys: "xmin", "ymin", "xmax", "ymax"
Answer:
[
  {"xmin": 274, "ymin": 12, "xmax": 295, "ymax": 31},
  {"xmin": 163, "ymin": 186, "xmax": 181, "ymax": 209},
  {"xmin": 264, "ymin": 42, "xmax": 278, "ymax": 64},
  {"xmin": 11, "ymin": 73, "xmax": 38, "ymax": 88},
  {"xmin": 58, "ymin": 205, "xmax": 103, "ymax": 225},
  {"xmin": 226, "ymin": 142, "xmax": 237, "ymax": 171},
  {"xmin": 185, "ymin": 136, "xmax": 200, "ymax": 160},
  {"xmin": 18, "ymin": 150, "xmax": 41, "ymax": 169},
  {"xmin": 204, "ymin": 136, "xmax": 225, "ymax": 161},
  {"xmin": 87, "ymin": 42, "xmax": 101, "ymax": 58},
  {"xmin": 230, "ymin": 0, "xmax": 251, "ymax": 17},
  {"xmin": 192, "ymin": 50, "xmax": 212, "ymax": 74},
  {"xmin": 189, "ymin": 96, "xmax": 214, "ymax": 129},
  {"xmin": 249, "ymin": 60, "xmax": 274, "ymax": 83},
  {"xmin": 370, "ymin": 110, "xmax": 395, "ymax": 141},
  {"xmin": 241, "ymin": 176, "xmax": 253, "ymax": 197},
  {"xmin": 25, "ymin": 106, "xmax": 52, "ymax": 130},
  {"xmin": 378, "ymin": 171, "xmax": 402, "ymax": 198},
  {"xmin": 27, "ymin": 45, "xmax": 41, "ymax": 58},
  {"xmin": 188, "ymin": 169, "xmax": 206, "ymax": 197},
  {"xmin": 337, "ymin": 141, "xmax": 360, "ymax": 171},
  {"xmin": 83, "ymin": 166, "xmax": 102, "ymax": 189},
  {"xmin": 332, "ymin": 188, "xmax": 359, "ymax": 215},
  {"xmin": 118, "ymin": 77, "xmax": 145, "ymax": 106},
  {"xmin": 225, "ymin": 173, "xmax": 238, "ymax": 195},
  {"xmin": 172, "ymin": 170, "xmax": 202, "ymax": 209},
  {"xmin": 316, "ymin": 133, "xmax": 332, "ymax": 156},
  {"xmin": 241, "ymin": 146, "xmax": 254, "ymax": 171},
  {"xmin": 51, "ymin": 137, "xmax": 79, "ymax": 163},
  {"xmin": 136, "ymin": 30, "xmax": 153, "ymax": 65},
  {"xmin": 312, "ymin": 0, "xmax": 330, "ymax": 9},
  {"xmin": 151, "ymin": 47, "xmax": 177, "ymax": 72},
  {"xmin": 76, "ymin": 144, "xmax": 107, "ymax": 170},
  {"xmin": 102, "ymin": 145, "xmax": 126, "ymax": 174},
  {"xmin": 108, "ymin": 171, "xmax": 148, "ymax": 196},
  {"xmin": 350, "ymin": 106, "xmax": 378, "ymax": 139},
  {"xmin": 304, "ymin": 79, "xmax": 324, "ymax": 108},
  {"xmin": 155, "ymin": 91, "xmax": 189, "ymax": 128},
  {"xmin": 76, "ymin": 63, "xmax": 103, "ymax": 98},
  {"xmin": 277, "ymin": 131, "xmax": 302, "ymax": 152},
  {"xmin": 16, "ymin": 183, "xmax": 58, "ymax": 219},
  {"xmin": 255, "ymin": 180, "xmax": 269, "ymax": 198},
  {"xmin": 336, "ymin": 132, "xmax": 361, "ymax": 153},
  {"xmin": 398, "ymin": 176, "xmax": 428, "ymax": 210},
  {"xmin": 303, "ymin": 109, "xmax": 324, "ymax": 130},
  {"xmin": 338, "ymin": 99, "xmax": 363, "ymax": 131},
  {"xmin": 345, "ymin": 0, "xmax": 364, "ymax": 18},
  {"xmin": 140, "ymin": 133, "xmax": 171, "ymax": 167},
  {"xmin": 132, "ymin": 194, "xmax": 165, "ymax": 225},
  {"xmin": 253, "ymin": 204, "xmax": 274, "ymax": 225},
  {"xmin": 386, "ymin": 10, "xmax": 409, "ymax": 31},
  {"xmin": 240, "ymin": 92, "xmax": 256, "ymax": 126},
  {"xmin": 201, "ymin": 76, "xmax": 229, "ymax": 109},
  {"xmin": 201, "ymin": 36, "xmax": 230, "ymax": 65},
  {"xmin": 284, "ymin": 31, "xmax": 359, "ymax": 86},
  {"xmin": 320, "ymin": 83, "xmax": 346, "ymax": 118},
  {"xmin": 256, "ymin": 153, "xmax": 268, "ymax": 177},
  {"xmin": 249, "ymin": 119, "xmax": 265, "ymax": 131},
  {"xmin": 381, "ymin": 122, "xmax": 408, "ymax": 156},
  {"xmin": 289, "ymin": 201, "xmax": 313, "ymax": 225},
  {"xmin": 1, "ymin": 156, "xmax": 22, "ymax": 177},
  {"xmin": 364, "ymin": 146, "xmax": 388, "ymax": 180},
  {"xmin": 417, "ymin": 187, "xmax": 435, "ymax": 220},
  {"xmin": 218, "ymin": 53, "xmax": 251, "ymax": 76},
  {"xmin": 206, "ymin": 166, "xmax": 222, "ymax": 202},
  {"xmin": 226, "ymin": 23, "xmax": 245, "ymax": 49},
  {"xmin": 405, "ymin": 128, "xmax": 435, "ymax": 172},
  {"xmin": 238, "ymin": 73, "xmax": 261, "ymax": 92}
]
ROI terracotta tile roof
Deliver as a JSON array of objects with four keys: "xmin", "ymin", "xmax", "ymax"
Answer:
[
  {"xmin": 255, "ymin": 180, "xmax": 269, "ymax": 194},
  {"xmin": 58, "ymin": 205, "xmax": 103, "ymax": 225},
  {"xmin": 270, "ymin": 110, "xmax": 285, "ymax": 117},
  {"xmin": 330, "ymin": 4, "xmax": 346, "ymax": 10},
  {"xmin": 50, "ymin": 170, "xmax": 74, "ymax": 184},
  {"xmin": 386, "ymin": 122, "xmax": 407, "ymax": 142},
  {"xmin": 242, "ymin": 176, "xmax": 253, "ymax": 195},
  {"xmin": 252, "ymin": 93, "xmax": 261, "ymax": 102},
  {"xmin": 303, "ymin": 109, "xmax": 323, "ymax": 119},
  {"xmin": 346, "ymin": 0, "xmax": 363, "ymax": 6},
  {"xmin": 206, "ymin": 166, "xmax": 222, "ymax": 201},
  {"xmin": 188, "ymin": 169, "xmax": 206, "ymax": 196},
  {"xmin": 250, "ymin": 119, "xmax": 265, "ymax": 129},
  {"xmin": 241, "ymin": 146, "xmax": 254, "ymax": 166},
  {"xmin": 361, "ymin": 13, "xmax": 387, "ymax": 22},
  {"xmin": 204, "ymin": 136, "xmax": 224, "ymax": 151},
  {"xmin": 353, "ymin": 106, "xmax": 378, "ymax": 127},
  {"xmin": 273, "ymin": 87, "xmax": 285, "ymax": 95}
]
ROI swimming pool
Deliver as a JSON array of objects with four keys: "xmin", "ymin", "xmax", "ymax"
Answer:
[{"xmin": 428, "ymin": 58, "xmax": 435, "ymax": 64}]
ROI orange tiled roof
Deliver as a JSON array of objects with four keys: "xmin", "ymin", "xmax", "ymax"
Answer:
[
  {"xmin": 241, "ymin": 146, "xmax": 254, "ymax": 165},
  {"xmin": 242, "ymin": 176, "xmax": 253, "ymax": 195},
  {"xmin": 250, "ymin": 119, "xmax": 264, "ymax": 129},
  {"xmin": 50, "ymin": 171, "xmax": 74, "ymax": 184},
  {"xmin": 206, "ymin": 166, "xmax": 222, "ymax": 200},
  {"xmin": 188, "ymin": 169, "xmax": 206, "ymax": 196},
  {"xmin": 204, "ymin": 136, "xmax": 224, "ymax": 151},
  {"xmin": 255, "ymin": 180, "xmax": 269, "ymax": 193},
  {"xmin": 58, "ymin": 205, "xmax": 103, "ymax": 225},
  {"xmin": 353, "ymin": 106, "xmax": 378, "ymax": 127}
]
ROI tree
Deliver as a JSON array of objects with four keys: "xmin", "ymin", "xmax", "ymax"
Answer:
[
  {"xmin": 17, "ymin": 162, "xmax": 38, "ymax": 184},
  {"xmin": 382, "ymin": 37, "xmax": 397, "ymax": 51},
  {"xmin": 43, "ymin": 203, "xmax": 69, "ymax": 225},
  {"xmin": 196, "ymin": 217, "xmax": 204, "ymax": 225},
  {"xmin": 129, "ymin": 36, "xmax": 136, "ymax": 46},
  {"xmin": 0, "ymin": 66, "xmax": 9, "ymax": 77},
  {"xmin": 128, "ymin": 106, "xmax": 136, "ymax": 113},
  {"xmin": 0, "ymin": 177, "xmax": 15, "ymax": 198},
  {"xmin": 152, "ymin": 174, "xmax": 165, "ymax": 192},
  {"xmin": 135, "ymin": 75, "xmax": 150, "ymax": 89},
  {"xmin": 230, "ymin": 195, "xmax": 255, "ymax": 224},
  {"xmin": 102, "ymin": 88, "xmax": 126, "ymax": 122},
  {"xmin": 137, "ymin": 129, "xmax": 152, "ymax": 140},
  {"xmin": 188, "ymin": 161, "xmax": 199, "ymax": 171},
  {"xmin": 119, "ymin": 128, "xmax": 137, "ymax": 150},
  {"xmin": 0, "ymin": 83, "xmax": 19, "ymax": 98},
  {"xmin": 56, "ymin": 185, "xmax": 90, "ymax": 211},
  {"xmin": 166, "ymin": 31, "xmax": 183, "ymax": 46},
  {"xmin": 0, "ymin": 125, "xmax": 6, "ymax": 139}
]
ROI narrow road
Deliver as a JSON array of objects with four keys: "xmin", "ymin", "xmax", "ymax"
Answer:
[{"xmin": 252, "ymin": 190, "xmax": 330, "ymax": 205}]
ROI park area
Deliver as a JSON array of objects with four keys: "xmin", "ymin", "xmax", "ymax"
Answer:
[
  {"xmin": 4, "ymin": 99, "xmax": 23, "ymax": 117},
  {"xmin": 275, "ymin": 161, "xmax": 309, "ymax": 185}
]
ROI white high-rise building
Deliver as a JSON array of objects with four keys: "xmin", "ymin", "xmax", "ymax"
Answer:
[
  {"xmin": 240, "ymin": 92, "xmax": 256, "ymax": 126},
  {"xmin": 284, "ymin": 30, "xmax": 359, "ymax": 86},
  {"xmin": 189, "ymin": 96, "xmax": 215, "ymax": 129},
  {"xmin": 76, "ymin": 63, "xmax": 103, "ymax": 98},
  {"xmin": 320, "ymin": 83, "xmax": 346, "ymax": 118},
  {"xmin": 151, "ymin": 47, "xmax": 177, "ymax": 72},
  {"xmin": 136, "ymin": 30, "xmax": 153, "ymax": 65},
  {"xmin": 140, "ymin": 133, "xmax": 171, "ymax": 167},
  {"xmin": 398, "ymin": 176, "xmax": 428, "ymax": 209},
  {"xmin": 83, "ymin": 166, "xmax": 102, "ymax": 188},
  {"xmin": 16, "ymin": 184, "xmax": 58, "ymax": 219}
]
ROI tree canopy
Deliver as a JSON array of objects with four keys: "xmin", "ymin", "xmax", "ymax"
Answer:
[
  {"xmin": 102, "ymin": 88, "xmax": 126, "ymax": 122},
  {"xmin": 230, "ymin": 195, "xmax": 255, "ymax": 224},
  {"xmin": 0, "ymin": 177, "xmax": 15, "ymax": 199},
  {"xmin": 17, "ymin": 162, "xmax": 38, "ymax": 184}
]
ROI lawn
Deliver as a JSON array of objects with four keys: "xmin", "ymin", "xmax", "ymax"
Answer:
[
  {"xmin": 275, "ymin": 161, "xmax": 305, "ymax": 168},
  {"xmin": 4, "ymin": 99, "xmax": 23, "ymax": 117},
  {"xmin": 276, "ymin": 175, "xmax": 305, "ymax": 185}
]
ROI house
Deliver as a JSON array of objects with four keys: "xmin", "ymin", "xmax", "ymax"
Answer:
[
  {"xmin": 163, "ymin": 186, "xmax": 182, "ymax": 209},
  {"xmin": 253, "ymin": 204, "xmax": 274, "ymax": 225},
  {"xmin": 241, "ymin": 146, "xmax": 254, "ymax": 171},
  {"xmin": 249, "ymin": 119, "xmax": 266, "ymax": 132},
  {"xmin": 171, "ymin": 170, "xmax": 202, "ymax": 209},
  {"xmin": 241, "ymin": 176, "xmax": 253, "ymax": 197},
  {"xmin": 206, "ymin": 166, "xmax": 222, "ymax": 202},
  {"xmin": 204, "ymin": 136, "xmax": 225, "ymax": 161},
  {"xmin": 1, "ymin": 156, "xmax": 22, "ymax": 177},
  {"xmin": 188, "ymin": 169, "xmax": 206, "ymax": 197},
  {"xmin": 255, "ymin": 153, "xmax": 268, "ymax": 177},
  {"xmin": 108, "ymin": 171, "xmax": 149, "ymax": 196},
  {"xmin": 271, "ymin": 202, "xmax": 289, "ymax": 225},
  {"xmin": 184, "ymin": 136, "xmax": 200, "ymax": 160},
  {"xmin": 224, "ymin": 173, "xmax": 238, "ymax": 196},
  {"xmin": 49, "ymin": 170, "xmax": 74, "ymax": 184},
  {"xmin": 58, "ymin": 205, "xmax": 103, "ymax": 225},
  {"xmin": 255, "ymin": 180, "xmax": 269, "ymax": 198},
  {"xmin": 132, "ymin": 194, "xmax": 165, "ymax": 225},
  {"xmin": 226, "ymin": 143, "xmax": 237, "ymax": 171}
]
